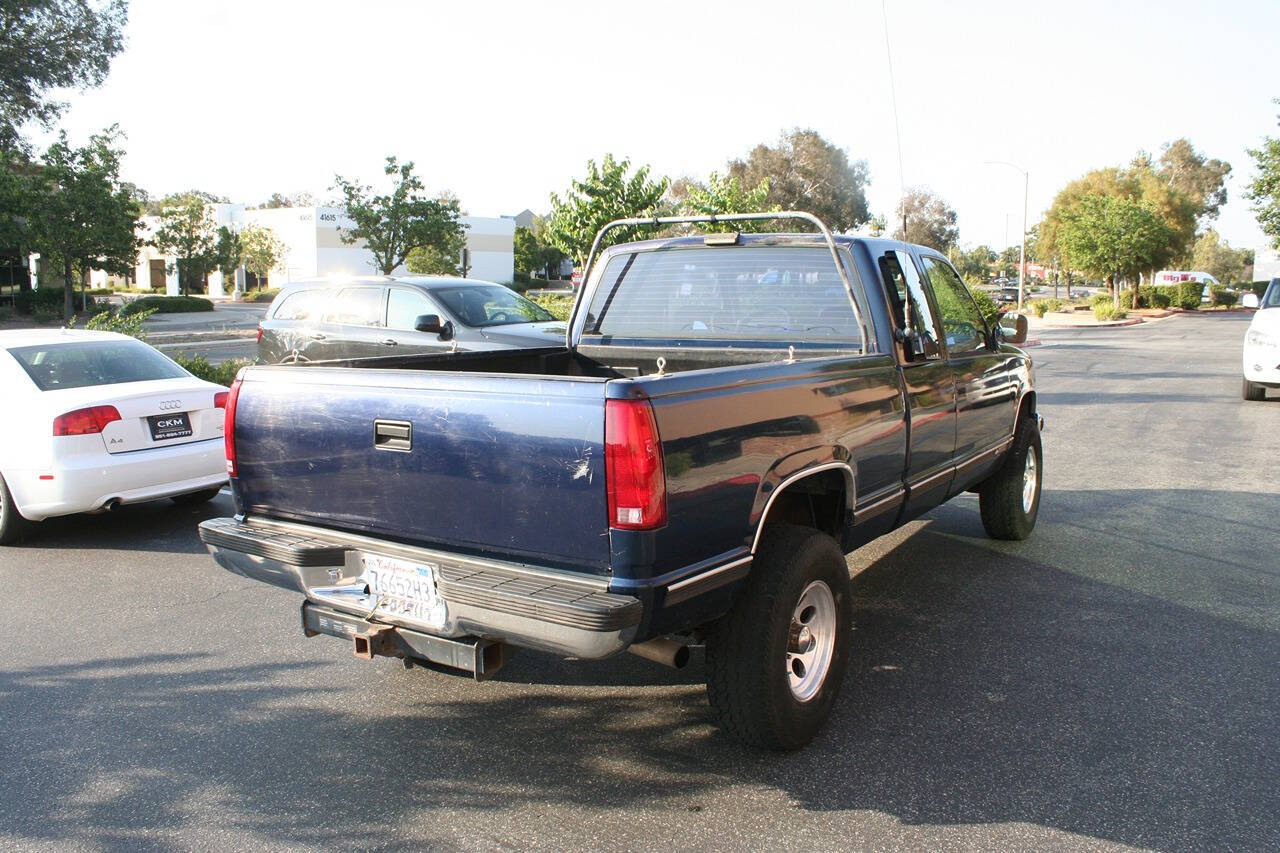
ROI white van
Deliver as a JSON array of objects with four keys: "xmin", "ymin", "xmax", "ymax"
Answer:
[{"xmin": 1154, "ymin": 270, "xmax": 1221, "ymax": 303}]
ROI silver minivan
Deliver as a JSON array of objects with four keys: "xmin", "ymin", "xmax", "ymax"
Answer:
[{"xmin": 257, "ymin": 276, "xmax": 566, "ymax": 363}]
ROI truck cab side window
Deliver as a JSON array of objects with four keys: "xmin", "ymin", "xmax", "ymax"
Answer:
[
  {"xmin": 885, "ymin": 250, "xmax": 941, "ymax": 360},
  {"xmin": 920, "ymin": 257, "xmax": 987, "ymax": 355}
]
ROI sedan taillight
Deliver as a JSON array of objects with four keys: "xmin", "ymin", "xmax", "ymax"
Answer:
[
  {"xmin": 53, "ymin": 405, "xmax": 122, "ymax": 436},
  {"xmin": 214, "ymin": 391, "xmax": 228, "ymax": 409}
]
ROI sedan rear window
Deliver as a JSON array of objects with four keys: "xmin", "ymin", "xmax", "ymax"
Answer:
[{"xmin": 7, "ymin": 339, "xmax": 189, "ymax": 391}]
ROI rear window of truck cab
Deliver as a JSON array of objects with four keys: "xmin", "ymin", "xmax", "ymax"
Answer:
[{"xmin": 581, "ymin": 246, "xmax": 862, "ymax": 346}]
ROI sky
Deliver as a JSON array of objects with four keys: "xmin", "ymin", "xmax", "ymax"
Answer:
[{"xmin": 42, "ymin": 0, "xmax": 1280, "ymax": 253}]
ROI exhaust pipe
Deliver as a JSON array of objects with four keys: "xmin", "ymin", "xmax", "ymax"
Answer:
[{"xmin": 628, "ymin": 638, "xmax": 690, "ymax": 669}]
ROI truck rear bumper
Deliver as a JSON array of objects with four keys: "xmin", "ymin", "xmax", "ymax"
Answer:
[{"xmin": 199, "ymin": 516, "xmax": 641, "ymax": 660}]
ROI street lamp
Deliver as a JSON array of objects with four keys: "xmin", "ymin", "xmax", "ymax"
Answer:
[{"xmin": 985, "ymin": 161, "xmax": 1028, "ymax": 311}]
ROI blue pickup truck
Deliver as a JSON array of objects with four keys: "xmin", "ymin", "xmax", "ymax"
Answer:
[{"xmin": 200, "ymin": 212, "xmax": 1042, "ymax": 750}]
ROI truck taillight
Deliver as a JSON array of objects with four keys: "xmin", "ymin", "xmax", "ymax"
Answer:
[
  {"xmin": 256, "ymin": 325, "xmax": 263, "ymax": 343},
  {"xmin": 224, "ymin": 376, "xmax": 243, "ymax": 476},
  {"xmin": 53, "ymin": 405, "xmax": 121, "ymax": 436},
  {"xmin": 605, "ymin": 398, "xmax": 666, "ymax": 530}
]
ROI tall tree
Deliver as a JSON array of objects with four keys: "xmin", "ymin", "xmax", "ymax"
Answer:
[
  {"xmin": 151, "ymin": 193, "xmax": 218, "ymax": 295},
  {"xmin": 333, "ymin": 157, "xmax": 465, "ymax": 275},
  {"xmin": 1057, "ymin": 194, "xmax": 1175, "ymax": 308},
  {"xmin": 0, "ymin": 0, "xmax": 129, "ymax": 151},
  {"xmin": 26, "ymin": 126, "xmax": 139, "ymax": 318},
  {"xmin": 1245, "ymin": 99, "xmax": 1280, "ymax": 251},
  {"xmin": 1158, "ymin": 138, "xmax": 1231, "ymax": 223},
  {"xmin": 545, "ymin": 153, "xmax": 668, "ymax": 265},
  {"xmin": 1040, "ymin": 164, "xmax": 1194, "ymax": 282},
  {"xmin": 674, "ymin": 172, "xmax": 779, "ymax": 232},
  {"xmin": 1190, "ymin": 229, "xmax": 1249, "ymax": 284},
  {"xmin": 728, "ymin": 129, "xmax": 870, "ymax": 232},
  {"xmin": 257, "ymin": 191, "xmax": 316, "ymax": 209},
  {"xmin": 239, "ymin": 222, "xmax": 286, "ymax": 288},
  {"xmin": 405, "ymin": 227, "xmax": 467, "ymax": 277},
  {"xmin": 513, "ymin": 217, "xmax": 564, "ymax": 280},
  {"xmin": 893, "ymin": 187, "xmax": 959, "ymax": 251},
  {"xmin": 954, "ymin": 244, "xmax": 996, "ymax": 288}
]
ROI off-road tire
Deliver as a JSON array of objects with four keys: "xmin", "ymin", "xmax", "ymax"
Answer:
[
  {"xmin": 1242, "ymin": 377, "xmax": 1266, "ymax": 401},
  {"xmin": 978, "ymin": 414, "xmax": 1043, "ymax": 541},
  {"xmin": 705, "ymin": 523, "xmax": 853, "ymax": 751},
  {"xmin": 171, "ymin": 486, "xmax": 222, "ymax": 506},
  {"xmin": 0, "ymin": 473, "xmax": 31, "ymax": 545}
]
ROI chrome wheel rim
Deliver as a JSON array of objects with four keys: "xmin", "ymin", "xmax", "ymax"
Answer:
[
  {"xmin": 787, "ymin": 580, "xmax": 837, "ymax": 702},
  {"xmin": 1022, "ymin": 446, "xmax": 1038, "ymax": 514}
]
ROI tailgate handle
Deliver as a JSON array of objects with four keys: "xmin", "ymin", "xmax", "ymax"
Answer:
[{"xmin": 374, "ymin": 419, "xmax": 412, "ymax": 452}]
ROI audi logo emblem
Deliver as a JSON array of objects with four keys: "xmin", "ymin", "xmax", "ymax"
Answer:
[{"xmin": 157, "ymin": 400, "xmax": 183, "ymax": 410}]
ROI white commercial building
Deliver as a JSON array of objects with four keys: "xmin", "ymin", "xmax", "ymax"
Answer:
[{"xmin": 110, "ymin": 204, "xmax": 515, "ymax": 296}]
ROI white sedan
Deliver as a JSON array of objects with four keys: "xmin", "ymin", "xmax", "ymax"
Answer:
[
  {"xmin": 1243, "ymin": 279, "xmax": 1280, "ymax": 401},
  {"xmin": 0, "ymin": 329, "xmax": 230, "ymax": 542}
]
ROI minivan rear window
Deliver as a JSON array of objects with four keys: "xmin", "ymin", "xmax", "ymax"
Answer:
[{"xmin": 8, "ymin": 339, "xmax": 190, "ymax": 391}]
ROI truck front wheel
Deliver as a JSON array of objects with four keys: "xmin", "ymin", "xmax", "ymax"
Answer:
[
  {"xmin": 978, "ymin": 414, "xmax": 1043, "ymax": 540},
  {"xmin": 705, "ymin": 523, "xmax": 853, "ymax": 751}
]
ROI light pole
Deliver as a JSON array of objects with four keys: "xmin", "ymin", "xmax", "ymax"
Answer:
[{"xmin": 985, "ymin": 161, "xmax": 1028, "ymax": 311}]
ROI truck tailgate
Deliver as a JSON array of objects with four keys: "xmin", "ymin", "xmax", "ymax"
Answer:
[{"xmin": 231, "ymin": 367, "xmax": 611, "ymax": 572}]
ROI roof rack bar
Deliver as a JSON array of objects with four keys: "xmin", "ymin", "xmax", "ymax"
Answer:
[{"xmin": 566, "ymin": 211, "xmax": 868, "ymax": 352}]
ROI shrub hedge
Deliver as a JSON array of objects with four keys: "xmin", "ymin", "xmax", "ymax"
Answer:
[
  {"xmin": 169, "ymin": 353, "xmax": 251, "ymax": 386},
  {"xmin": 1093, "ymin": 302, "xmax": 1128, "ymax": 321},
  {"xmin": 120, "ymin": 295, "xmax": 214, "ymax": 316},
  {"xmin": 1210, "ymin": 286, "xmax": 1238, "ymax": 308}
]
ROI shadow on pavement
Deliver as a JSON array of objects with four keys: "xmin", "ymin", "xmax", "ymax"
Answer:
[
  {"xmin": 1, "ymin": 489, "xmax": 1276, "ymax": 849},
  {"xmin": 10, "ymin": 494, "xmax": 230, "ymax": 555}
]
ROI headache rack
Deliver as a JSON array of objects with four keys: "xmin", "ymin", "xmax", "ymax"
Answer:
[{"xmin": 567, "ymin": 211, "xmax": 870, "ymax": 352}]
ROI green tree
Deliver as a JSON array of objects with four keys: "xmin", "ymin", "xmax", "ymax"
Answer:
[
  {"xmin": 513, "ymin": 218, "xmax": 564, "ymax": 280},
  {"xmin": 1040, "ymin": 163, "xmax": 1194, "ymax": 285},
  {"xmin": 257, "ymin": 191, "xmax": 315, "ymax": 209},
  {"xmin": 545, "ymin": 153, "xmax": 668, "ymax": 265},
  {"xmin": 1190, "ymin": 229, "xmax": 1249, "ymax": 284},
  {"xmin": 893, "ymin": 187, "xmax": 959, "ymax": 251},
  {"xmin": 0, "ymin": 0, "xmax": 129, "ymax": 152},
  {"xmin": 214, "ymin": 226, "xmax": 241, "ymax": 283},
  {"xmin": 405, "ymin": 228, "xmax": 467, "ymax": 277},
  {"xmin": 239, "ymin": 222, "xmax": 286, "ymax": 288},
  {"xmin": 675, "ymin": 172, "xmax": 779, "ymax": 231},
  {"xmin": 1245, "ymin": 99, "xmax": 1280, "ymax": 251},
  {"xmin": 954, "ymin": 245, "xmax": 996, "ymax": 288},
  {"xmin": 1057, "ymin": 194, "xmax": 1175, "ymax": 309},
  {"xmin": 1158, "ymin": 138, "xmax": 1231, "ymax": 223},
  {"xmin": 728, "ymin": 129, "xmax": 870, "ymax": 232},
  {"xmin": 26, "ymin": 126, "xmax": 140, "ymax": 318},
  {"xmin": 333, "ymin": 156, "xmax": 465, "ymax": 275},
  {"xmin": 152, "ymin": 193, "xmax": 218, "ymax": 295}
]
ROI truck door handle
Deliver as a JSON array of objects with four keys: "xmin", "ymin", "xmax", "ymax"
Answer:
[
  {"xmin": 373, "ymin": 419, "xmax": 412, "ymax": 452},
  {"xmin": 380, "ymin": 339, "xmax": 398, "ymax": 346}
]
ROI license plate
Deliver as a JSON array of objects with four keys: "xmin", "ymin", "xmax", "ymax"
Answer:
[
  {"xmin": 362, "ymin": 553, "xmax": 446, "ymax": 628},
  {"xmin": 147, "ymin": 412, "xmax": 192, "ymax": 441}
]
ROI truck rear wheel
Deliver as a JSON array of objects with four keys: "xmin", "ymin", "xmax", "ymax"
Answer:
[
  {"xmin": 978, "ymin": 414, "xmax": 1042, "ymax": 540},
  {"xmin": 705, "ymin": 523, "xmax": 853, "ymax": 751}
]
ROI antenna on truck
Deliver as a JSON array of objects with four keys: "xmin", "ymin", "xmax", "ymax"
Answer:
[{"xmin": 567, "ymin": 211, "xmax": 870, "ymax": 355}]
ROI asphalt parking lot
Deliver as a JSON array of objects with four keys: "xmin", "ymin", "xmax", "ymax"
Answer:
[{"xmin": 2, "ymin": 312, "xmax": 1276, "ymax": 851}]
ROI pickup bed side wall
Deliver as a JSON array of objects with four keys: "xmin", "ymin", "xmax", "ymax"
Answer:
[{"xmin": 606, "ymin": 353, "xmax": 907, "ymax": 637}]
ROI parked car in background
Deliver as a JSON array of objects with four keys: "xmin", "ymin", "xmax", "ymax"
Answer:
[
  {"xmin": 0, "ymin": 329, "xmax": 229, "ymax": 543},
  {"xmin": 1242, "ymin": 278, "xmax": 1280, "ymax": 401},
  {"xmin": 257, "ymin": 276, "xmax": 566, "ymax": 363}
]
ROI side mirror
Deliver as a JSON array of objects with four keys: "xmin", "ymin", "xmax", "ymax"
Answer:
[
  {"xmin": 997, "ymin": 313, "xmax": 1029, "ymax": 345},
  {"xmin": 1242, "ymin": 292, "xmax": 1260, "ymax": 309},
  {"xmin": 414, "ymin": 314, "xmax": 453, "ymax": 340}
]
